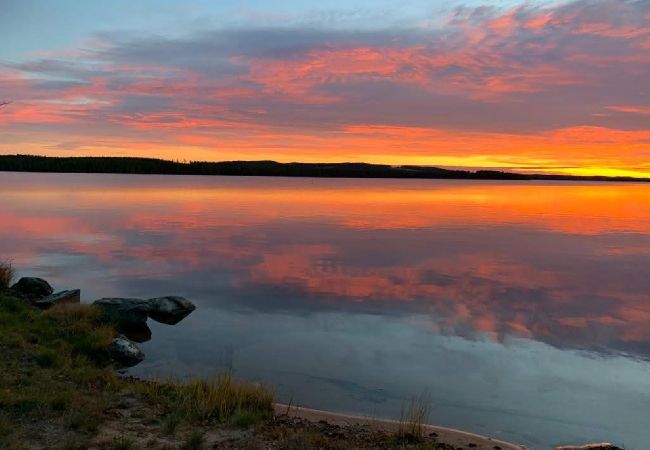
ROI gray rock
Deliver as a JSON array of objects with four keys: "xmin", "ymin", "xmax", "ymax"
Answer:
[
  {"xmin": 147, "ymin": 296, "xmax": 196, "ymax": 324},
  {"xmin": 110, "ymin": 335, "xmax": 145, "ymax": 367},
  {"xmin": 34, "ymin": 289, "xmax": 81, "ymax": 309},
  {"xmin": 93, "ymin": 298, "xmax": 149, "ymax": 329},
  {"xmin": 93, "ymin": 296, "xmax": 196, "ymax": 328},
  {"xmin": 10, "ymin": 277, "xmax": 53, "ymax": 301}
]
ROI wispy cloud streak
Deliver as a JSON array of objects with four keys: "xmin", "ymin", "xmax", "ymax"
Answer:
[{"xmin": 1, "ymin": 0, "xmax": 649, "ymax": 175}]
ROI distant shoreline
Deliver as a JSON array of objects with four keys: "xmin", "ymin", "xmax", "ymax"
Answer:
[{"xmin": 1, "ymin": 154, "xmax": 648, "ymax": 183}]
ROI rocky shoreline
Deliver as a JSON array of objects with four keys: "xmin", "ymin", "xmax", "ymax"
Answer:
[
  {"xmin": 1, "ymin": 273, "xmax": 625, "ymax": 450},
  {"xmin": 7, "ymin": 276, "xmax": 196, "ymax": 368}
]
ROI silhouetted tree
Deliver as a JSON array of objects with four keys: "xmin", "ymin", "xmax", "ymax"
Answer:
[{"xmin": 0, "ymin": 155, "xmax": 646, "ymax": 182}]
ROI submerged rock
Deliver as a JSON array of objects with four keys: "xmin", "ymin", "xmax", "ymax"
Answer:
[
  {"xmin": 93, "ymin": 298, "xmax": 150, "ymax": 329},
  {"xmin": 10, "ymin": 277, "xmax": 53, "ymax": 301},
  {"xmin": 146, "ymin": 296, "xmax": 196, "ymax": 324},
  {"xmin": 34, "ymin": 289, "xmax": 81, "ymax": 309},
  {"xmin": 110, "ymin": 335, "xmax": 145, "ymax": 367}
]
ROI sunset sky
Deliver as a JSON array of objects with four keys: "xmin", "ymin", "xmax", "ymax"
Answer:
[{"xmin": 1, "ymin": 0, "xmax": 649, "ymax": 177}]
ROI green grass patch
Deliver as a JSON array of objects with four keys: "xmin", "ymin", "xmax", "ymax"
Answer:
[
  {"xmin": 137, "ymin": 373, "xmax": 274, "ymax": 426},
  {"xmin": 0, "ymin": 288, "xmax": 275, "ymax": 447}
]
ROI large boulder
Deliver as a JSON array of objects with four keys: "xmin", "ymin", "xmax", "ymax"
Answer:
[
  {"xmin": 34, "ymin": 289, "xmax": 81, "ymax": 310},
  {"xmin": 93, "ymin": 298, "xmax": 150, "ymax": 329},
  {"xmin": 10, "ymin": 277, "xmax": 53, "ymax": 301},
  {"xmin": 110, "ymin": 335, "xmax": 145, "ymax": 367},
  {"xmin": 146, "ymin": 296, "xmax": 196, "ymax": 324},
  {"xmin": 93, "ymin": 296, "xmax": 196, "ymax": 328}
]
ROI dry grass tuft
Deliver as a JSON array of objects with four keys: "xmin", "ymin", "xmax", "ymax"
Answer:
[
  {"xmin": 0, "ymin": 260, "xmax": 14, "ymax": 291},
  {"xmin": 173, "ymin": 373, "xmax": 274, "ymax": 423},
  {"xmin": 397, "ymin": 392, "xmax": 432, "ymax": 441},
  {"xmin": 137, "ymin": 373, "xmax": 274, "ymax": 426}
]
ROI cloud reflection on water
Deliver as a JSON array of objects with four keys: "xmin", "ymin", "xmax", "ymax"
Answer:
[{"xmin": 2, "ymin": 174, "xmax": 649, "ymax": 361}]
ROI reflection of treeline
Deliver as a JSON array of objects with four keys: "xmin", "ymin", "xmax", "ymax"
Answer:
[{"xmin": 0, "ymin": 154, "xmax": 647, "ymax": 182}]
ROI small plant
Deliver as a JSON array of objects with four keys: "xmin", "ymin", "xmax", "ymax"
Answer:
[
  {"xmin": 163, "ymin": 411, "xmax": 182, "ymax": 434},
  {"xmin": 397, "ymin": 392, "xmax": 432, "ymax": 441},
  {"xmin": 0, "ymin": 260, "xmax": 14, "ymax": 291}
]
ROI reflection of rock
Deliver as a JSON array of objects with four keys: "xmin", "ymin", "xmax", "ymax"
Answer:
[
  {"xmin": 146, "ymin": 296, "xmax": 196, "ymax": 324},
  {"xmin": 93, "ymin": 298, "xmax": 150, "ymax": 329},
  {"xmin": 10, "ymin": 277, "xmax": 53, "ymax": 301},
  {"xmin": 556, "ymin": 444, "xmax": 623, "ymax": 450},
  {"xmin": 34, "ymin": 289, "xmax": 81, "ymax": 309},
  {"xmin": 110, "ymin": 335, "xmax": 145, "ymax": 367},
  {"xmin": 122, "ymin": 323, "xmax": 152, "ymax": 343},
  {"xmin": 93, "ymin": 296, "xmax": 196, "ymax": 328}
]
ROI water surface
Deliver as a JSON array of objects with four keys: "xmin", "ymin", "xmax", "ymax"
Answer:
[{"xmin": 1, "ymin": 172, "xmax": 649, "ymax": 449}]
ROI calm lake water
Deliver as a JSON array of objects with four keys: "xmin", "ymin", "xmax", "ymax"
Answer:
[{"xmin": 2, "ymin": 172, "xmax": 649, "ymax": 449}]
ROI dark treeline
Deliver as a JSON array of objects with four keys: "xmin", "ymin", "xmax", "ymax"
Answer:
[{"xmin": 0, "ymin": 154, "xmax": 648, "ymax": 182}]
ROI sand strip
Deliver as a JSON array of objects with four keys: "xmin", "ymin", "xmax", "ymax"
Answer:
[{"xmin": 274, "ymin": 403, "xmax": 527, "ymax": 450}]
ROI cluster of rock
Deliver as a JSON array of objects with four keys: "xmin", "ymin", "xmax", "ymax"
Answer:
[
  {"xmin": 9, "ymin": 277, "xmax": 79, "ymax": 309},
  {"xmin": 8, "ymin": 276, "xmax": 196, "ymax": 368},
  {"xmin": 92, "ymin": 296, "xmax": 196, "ymax": 366}
]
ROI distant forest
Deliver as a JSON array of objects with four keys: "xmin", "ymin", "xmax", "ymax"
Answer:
[{"xmin": 0, "ymin": 154, "xmax": 648, "ymax": 182}]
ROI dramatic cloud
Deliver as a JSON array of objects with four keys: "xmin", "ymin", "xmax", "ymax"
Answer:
[{"xmin": 1, "ymin": 0, "xmax": 649, "ymax": 175}]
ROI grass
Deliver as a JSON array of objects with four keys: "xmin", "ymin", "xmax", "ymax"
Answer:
[
  {"xmin": 0, "ymin": 293, "xmax": 119, "ymax": 448},
  {"xmin": 138, "ymin": 373, "xmax": 274, "ymax": 426},
  {"xmin": 397, "ymin": 392, "xmax": 432, "ymax": 442},
  {"xmin": 0, "ymin": 287, "xmax": 275, "ymax": 448},
  {"xmin": 0, "ymin": 260, "xmax": 14, "ymax": 291}
]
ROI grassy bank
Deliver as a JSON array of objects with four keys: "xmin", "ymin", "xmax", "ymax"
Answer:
[{"xmin": 0, "ymin": 288, "xmax": 275, "ymax": 449}]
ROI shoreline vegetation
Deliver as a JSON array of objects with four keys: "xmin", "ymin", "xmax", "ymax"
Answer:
[
  {"xmin": 0, "ymin": 263, "xmax": 621, "ymax": 450},
  {"xmin": 1, "ymin": 154, "xmax": 649, "ymax": 183}
]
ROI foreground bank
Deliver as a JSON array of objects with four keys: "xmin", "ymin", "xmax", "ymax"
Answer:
[{"xmin": 0, "ymin": 267, "xmax": 622, "ymax": 449}]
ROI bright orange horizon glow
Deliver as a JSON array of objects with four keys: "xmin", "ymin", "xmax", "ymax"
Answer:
[{"xmin": 1, "ymin": 1, "xmax": 649, "ymax": 177}]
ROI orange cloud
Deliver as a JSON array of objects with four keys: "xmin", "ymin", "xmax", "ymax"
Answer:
[{"xmin": 1, "ymin": 0, "xmax": 649, "ymax": 176}]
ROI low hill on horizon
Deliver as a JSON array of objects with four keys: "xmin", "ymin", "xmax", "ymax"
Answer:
[{"xmin": 0, "ymin": 154, "xmax": 648, "ymax": 183}]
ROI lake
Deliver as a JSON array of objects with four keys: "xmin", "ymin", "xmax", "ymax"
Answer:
[{"xmin": 1, "ymin": 172, "xmax": 649, "ymax": 449}]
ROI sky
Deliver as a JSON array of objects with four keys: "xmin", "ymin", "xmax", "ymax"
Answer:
[{"xmin": 1, "ymin": 0, "xmax": 649, "ymax": 176}]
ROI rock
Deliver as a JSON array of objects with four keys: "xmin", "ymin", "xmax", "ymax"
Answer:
[
  {"xmin": 146, "ymin": 296, "xmax": 196, "ymax": 324},
  {"xmin": 93, "ymin": 296, "xmax": 196, "ymax": 328},
  {"xmin": 34, "ymin": 289, "xmax": 81, "ymax": 309},
  {"xmin": 110, "ymin": 335, "xmax": 145, "ymax": 367},
  {"xmin": 10, "ymin": 277, "xmax": 53, "ymax": 301},
  {"xmin": 556, "ymin": 444, "xmax": 623, "ymax": 450},
  {"xmin": 93, "ymin": 298, "xmax": 150, "ymax": 329},
  {"xmin": 122, "ymin": 323, "xmax": 152, "ymax": 343}
]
